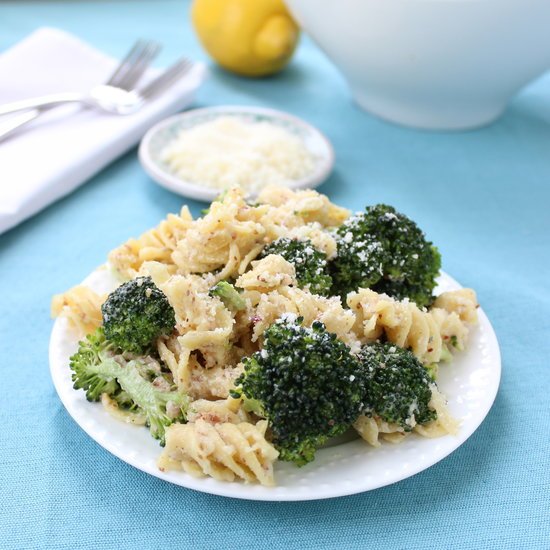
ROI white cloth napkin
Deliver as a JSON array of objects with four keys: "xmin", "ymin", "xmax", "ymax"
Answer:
[{"xmin": 0, "ymin": 27, "xmax": 206, "ymax": 235}]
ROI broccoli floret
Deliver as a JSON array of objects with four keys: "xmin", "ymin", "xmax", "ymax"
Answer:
[
  {"xmin": 259, "ymin": 238, "xmax": 333, "ymax": 296},
  {"xmin": 70, "ymin": 327, "xmax": 188, "ymax": 444},
  {"xmin": 209, "ymin": 281, "xmax": 246, "ymax": 311},
  {"xmin": 358, "ymin": 342, "xmax": 436, "ymax": 431},
  {"xmin": 232, "ymin": 317, "xmax": 366, "ymax": 466},
  {"xmin": 331, "ymin": 204, "xmax": 441, "ymax": 306},
  {"xmin": 101, "ymin": 276, "xmax": 175, "ymax": 354}
]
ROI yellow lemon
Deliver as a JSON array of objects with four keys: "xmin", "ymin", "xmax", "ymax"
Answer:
[{"xmin": 191, "ymin": 0, "xmax": 300, "ymax": 77}]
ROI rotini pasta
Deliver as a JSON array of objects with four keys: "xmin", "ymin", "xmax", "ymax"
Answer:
[
  {"xmin": 347, "ymin": 288, "xmax": 478, "ymax": 364},
  {"xmin": 172, "ymin": 188, "xmax": 268, "ymax": 279},
  {"xmin": 187, "ymin": 361, "xmax": 244, "ymax": 400},
  {"xmin": 51, "ymin": 284, "xmax": 106, "ymax": 336},
  {"xmin": 110, "ymin": 186, "xmax": 349, "ymax": 284},
  {"xmin": 256, "ymin": 185, "xmax": 349, "ymax": 227},
  {"xmin": 414, "ymin": 385, "xmax": 459, "ymax": 438},
  {"xmin": 433, "ymin": 288, "xmax": 479, "ymax": 325},
  {"xmin": 234, "ymin": 254, "xmax": 358, "ymax": 345},
  {"xmin": 143, "ymin": 260, "xmax": 245, "ymax": 398},
  {"xmin": 158, "ymin": 419, "xmax": 279, "ymax": 486},
  {"xmin": 108, "ymin": 206, "xmax": 192, "ymax": 279},
  {"xmin": 158, "ymin": 335, "xmax": 244, "ymax": 399},
  {"xmin": 353, "ymin": 384, "xmax": 458, "ymax": 446},
  {"xmin": 186, "ymin": 397, "xmax": 249, "ymax": 425},
  {"xmin": 235, "ymin": 254, "xmax": 297, "ymax": 292},
  {"xmin": 244, "ymin": 288, "xmax": 358, "ymax": 348}
]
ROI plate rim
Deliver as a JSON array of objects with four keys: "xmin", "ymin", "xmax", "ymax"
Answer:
[
  {"xmin": 49, "ymin": 269, "xmax": 501, "ymax": 501},
  {"xmin": 138, "ymin": 105, "xmax": 335, "ymax": 202}
]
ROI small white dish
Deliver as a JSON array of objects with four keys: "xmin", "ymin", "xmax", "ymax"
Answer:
[
  {"xmin": 138, "ymin": 106, "xmax": 335, "ymax": 202},
  {"xmin": 50, "ymin": 267, "xmax": 501, "ymax": 501}
]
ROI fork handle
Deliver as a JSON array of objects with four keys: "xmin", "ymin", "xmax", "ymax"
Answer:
[
  {"xmin": 0, "ymin": 92, "xmax": 85, "ymax": 116},
  {"xmin": 0, "ymin": 110, "xmax": 44, "ymax": 142}
]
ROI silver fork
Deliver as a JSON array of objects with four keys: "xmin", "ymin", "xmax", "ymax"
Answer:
[
  {"xmin": 0, "ymin": 39, "xmax": 161, "ymax": 140},
  {"xmin": 135, "ymin": 57, "xmax": 195, "ymax": 102},
  {"xmin": 1, "ymin": 55, "xmax": 194, "ymax": 117},
  {"xmin": 0, "ymin": 55, "xmax": 195, "ymax": 143}
]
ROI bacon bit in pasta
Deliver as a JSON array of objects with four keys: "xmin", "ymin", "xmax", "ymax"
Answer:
[{"xmin": 198, "ymin": 412, "xmax": 222, "ymax": 424}]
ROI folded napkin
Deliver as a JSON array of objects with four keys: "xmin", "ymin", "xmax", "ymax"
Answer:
[{"xmin": 0, "ymin": 28, "xmax": 206, "ymax": 235}]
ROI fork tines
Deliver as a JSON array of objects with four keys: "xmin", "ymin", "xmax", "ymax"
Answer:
[
  {"xmin": 107, "ymin": 40, "xmax": 162, "ymax": 90},
  {"xmin": 140, "ymin": 57, "xmax": 194, "ymax": 99}
]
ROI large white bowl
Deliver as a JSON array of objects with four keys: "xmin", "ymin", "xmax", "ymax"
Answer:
[{"xmin": 286, "ymin": 0, "xmax": 550, "ymax": 130}]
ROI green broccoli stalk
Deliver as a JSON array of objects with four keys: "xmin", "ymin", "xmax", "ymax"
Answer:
[
  {"xmin": 331, "ymin": 204, "xmax": 441, "ymax": 307},
  {"xmin": 425, "ymin": 363, "xmax": 439, "ymax": 381},
  {"xmin": 259, "ymin": 237, "xmax": 333, "ymax": 296},
  {"xmin": 357, "ymin": 342, "xmax": 437, "ymax": 431},
  {"xmin": 209, "ymin": 281, "xmax": 246, "ymax": 311},
  {"xmin": 70, "ymin": 327, "xmax": 188, "ymax": 444},
  {"xmin": 101, "ymin": 276, "xmax": 176, "ymax": 354},
  {"xmin": 232, "ymin": 316, "xmax": 366, "ymax": 466}
]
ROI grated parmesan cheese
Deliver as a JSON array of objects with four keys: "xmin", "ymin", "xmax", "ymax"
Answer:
[{"xmin": 161, "ymin": 116, "xmax": 316, "ymax": 193}]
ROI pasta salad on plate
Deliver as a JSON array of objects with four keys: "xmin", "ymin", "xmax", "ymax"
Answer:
[{"xmin": 50, "ymin": 185, "xmax": 499, "ymax": 498}]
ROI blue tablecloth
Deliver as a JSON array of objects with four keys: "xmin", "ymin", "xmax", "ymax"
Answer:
[{"xmin": 1, "ymin": 1, "xmax": 549, "ymax": 548}]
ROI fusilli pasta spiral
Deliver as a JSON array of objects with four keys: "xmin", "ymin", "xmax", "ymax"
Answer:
[
  {"xmin": 158, "ymin": 336, "xmax": 244, "ymax": 399},
  {"xmin": 158, "ymin": 419, "xmax": 279, "ymax": 486},
  {"xmin": 354, "ymin": 385, "xmax": 458, "ymax": 446},
  {"xmin": 186, "ymin": 397, "xmax": 249, "ymax": 425},
  {"xmin": 108, "ymin": 206, "xmax": 192, "ymax": 279},
  {"xmin": 51, "ymin": 285, "xmax": 105, "ymax": 336},
  {"xmin": 347, "ymin": 288, "xmax": 478, "ymax": 364}
]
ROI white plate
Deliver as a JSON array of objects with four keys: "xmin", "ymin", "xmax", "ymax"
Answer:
[
  {"xmin": 138, "ymin": 106, "xmax": 335, "ymax": 202},
  {"xmin": 49, "ymin": 268, "xmax": 501, "ymax": 501}
]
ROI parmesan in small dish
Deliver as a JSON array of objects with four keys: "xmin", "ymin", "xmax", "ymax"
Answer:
[{"xmin": 139, "ymin": 106, "xmax": 334, "ymax": 202}]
